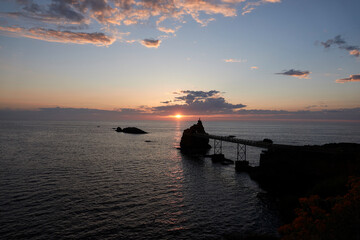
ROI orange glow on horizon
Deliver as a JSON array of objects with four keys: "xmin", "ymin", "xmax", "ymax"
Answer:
[{"xmin": 167, "ymin": 114, "xmax": 186, "ymax": 120}]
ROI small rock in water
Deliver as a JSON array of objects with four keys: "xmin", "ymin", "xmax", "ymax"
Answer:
[
  {"xmin": 114, "ymin": 127, "xmax": 147, "ymax": 134},
  {"xmin": 122, "ymin": 127, "xmax": 147, "ymax": 134}
]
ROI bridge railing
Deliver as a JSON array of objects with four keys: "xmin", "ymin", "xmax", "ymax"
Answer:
[
  {"xmin": 188, "ymin": 132, "xmax": 307, "ymax": 150},
  {"xmin": 190, "ymin": 133, "xmax": 273, "ymax": 149}
]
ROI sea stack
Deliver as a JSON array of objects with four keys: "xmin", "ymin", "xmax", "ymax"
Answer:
[{"xmin": 180, "ymin": 119, "xmax": 211, "ymax": 152}]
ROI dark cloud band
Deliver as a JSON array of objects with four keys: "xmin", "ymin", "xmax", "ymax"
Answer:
[
  {"xmin": 141, "ymin": 39, "xmax": 161, "ymax": 48},
  {"xmin": 154, "ymin": 90, "xmax": 246, "ymax": 115},
  {"xmin": 276, "ymin": 69, "xmax": 310, "ymax": 79}
]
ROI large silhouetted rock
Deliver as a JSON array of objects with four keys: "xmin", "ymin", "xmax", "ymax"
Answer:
[{"xmin": 180, "ymin": 119, "xmax": 211, "ymax": 152}]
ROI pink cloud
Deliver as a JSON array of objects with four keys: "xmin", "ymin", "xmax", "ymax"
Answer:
[
  {"xmin": 349, "ymin": 49, "xmax": 360, "ymax": 57},
  {"xmin": 0, "ymin": 26, "xmax": 115, "ymax": 46},
  {"xmin": 224, "ymin": 58, "xmax": 247, "ymax": 63},
  {"xmin": 1, "ymin": 0, "xmax": 282, "ymax": 47},
  {"xmin": 242, "ymin": 0, "xmax": 281, "ymax": 15},
  {"xmin": 336, "ymin": 74, "xmax": 360, "ymax": 83}
]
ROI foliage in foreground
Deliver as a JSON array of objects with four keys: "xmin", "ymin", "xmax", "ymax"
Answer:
[{"xmin": 279, "ymin": 176, "xmax": 360, "ymax": 240}]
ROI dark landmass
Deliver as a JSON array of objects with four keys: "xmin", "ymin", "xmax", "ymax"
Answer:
[
  {"xmin": 180, "ymin": 119, "xmax": 211, "ymax": 153},
  {"xmin": 242, "ymin": 143, "xmax": 360, "ymax": 221},
  {"xmin": 115, "ymin": 127, "xmax": 147, "ymax": 134},
  {"xmin": 262, "ymin": 138, "xmax": 273, "ymax": 144}
]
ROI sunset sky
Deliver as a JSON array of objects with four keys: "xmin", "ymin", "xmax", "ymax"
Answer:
[{"xmin": 0, "ymin": 0, "xmax": 359, "ymax": 121}]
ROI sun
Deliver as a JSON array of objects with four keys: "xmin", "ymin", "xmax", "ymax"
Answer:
[{"xmin": 175, "ymin": 114, "xmax": 182, "ymax": 119}]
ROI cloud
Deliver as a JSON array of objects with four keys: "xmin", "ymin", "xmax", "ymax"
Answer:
[
  {"xmin": 305, "ymin": 104, "xmax": 328, "ymax": 109},
  {"xmin": 223, "ymin": 58, "xmax": 247, "ymax": 63},
  {"xmin": 157, "ymin": 26, "xmax": 176, "ymax": 34},
  {"xmin": 321, "ymin": 35, "xmax": 346, "ymax": 48},
  {"xmin": 153, "ymin": 90, "xmax": 246, "ymax": 115},
  {"xmin": 2, "ymin": 1, "xmax": 88, "ymax": 25},
  {"xmin": 349, "ymin": 50, "xmax": 360, "ymax": 57},
  {"xmin": 235, "ymin": 108, "xmax": 360, "ymax": 121},
  {"xmin": 321, "ymin": 35, "xmax": 360, "ymax": 58},
  {"xmin": 2, "ymin": 106, "xmax": 359, "ymax": 122},
  {"xmin": 250, "ymin": 66, "xmax": 258, "ymax": 70},
  {"xmin": 0, "ymin": 0, "xmax": 281, "ymax": 47},
  {"xmin": 242, "ymin": 0, "xmax": 281, "ymax": 15},
  {"xmin": 141, "ymin": 39, "xmax": 161, "ymax": 48},
  {"xmin": 174, "ymin": 90, "xmax": 221, "ymax": 104},
  {"xmin": 0, "ymin": 26, "xmax": 115, "ymax": 46},
  {"xmin": 0, "ymin": 107, "xmax": 149, "ymax": 121},
  {"xmin": 276, "ymin": 69, "xmax": 311, "ymax": 79},
  {"xmin": 335, "ymin": 74, "xmax": 360, "ymax": 83}
]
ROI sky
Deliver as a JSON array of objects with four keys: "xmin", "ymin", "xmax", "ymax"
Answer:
[{"xmin": 0, "ymin": 0, "xmax": 359, "ymax": 121}]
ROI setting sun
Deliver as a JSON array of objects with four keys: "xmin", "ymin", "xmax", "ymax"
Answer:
[{"xmin": 175, "ymin": 114, "xmax": 182, "ymax": 119}]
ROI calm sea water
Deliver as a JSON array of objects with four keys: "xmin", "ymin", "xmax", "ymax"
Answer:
[{"xmin": 1, "ymin": 120, "xmax": 359, "ymax": 239}]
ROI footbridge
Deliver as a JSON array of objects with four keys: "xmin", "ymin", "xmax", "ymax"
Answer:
[{"xmin": 191, "ymin": 133, "xmax": 297, "ymax": 161}]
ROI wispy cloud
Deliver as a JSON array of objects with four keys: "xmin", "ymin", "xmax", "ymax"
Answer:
[
  {"xmin": 321, "ymin": 35, "xmax": 360, "ymax": 58},
  {"xmin": 250, "ymin": 66, "xmax": 258, "ymax": 70},
  {"xmin": 235, "ymin": 108, "xmax": 360, "ymax": 121},
  {"xmin": 0, "ymin": 0, "xmax": 281, "ymax": 47},
  {"xmin": 305, "ymin": 104, "xmax": 328, "ymax": 110},
  {"xmin": 276, "ymin": 69, "xmax": 311, "ymax": 79},
  {"xmin": 242, "ymin": 0, "xmax": 281, "ymax": 15},
  {"xmin": 223, "ymin": 58, "xmax": 247, "ymax": 63},
  {"xmin": 335, "ymin": 74, "xmax": 360, "ymax": 83},
  {"xmin": 0, "ymin": 26, "xmax": 115, "ymax": 46}
]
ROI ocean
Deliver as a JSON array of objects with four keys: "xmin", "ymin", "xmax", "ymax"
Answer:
[{"xmin": 1, "ymin": 120, "xmax": 359, "ymax": 239}]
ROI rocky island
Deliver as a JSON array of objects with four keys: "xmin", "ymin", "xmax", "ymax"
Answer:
[
  {"xmin": 115, "ymin": 127, "xmax": 147, "ymax": 134},
  {"xmin": 180, "ymin": 119, "xmax": 211, "ymax": 153}
]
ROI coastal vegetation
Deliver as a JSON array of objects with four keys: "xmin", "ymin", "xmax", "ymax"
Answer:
[{"xmin": 279, "ymin": 176, "xmax": 360, "ymax": 240}]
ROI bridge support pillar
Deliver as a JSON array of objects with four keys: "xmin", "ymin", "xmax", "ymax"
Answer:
[
  {"xmin": 213, "ymin": 139, "xmax": 222, "ymax": 155},
  {"xmin": 236, "ymin": 143, "xmax": 246, "ymax": 161},
  {"xmin": 235, "ymin": 144, "xmax": 249, "ymax": 171}
]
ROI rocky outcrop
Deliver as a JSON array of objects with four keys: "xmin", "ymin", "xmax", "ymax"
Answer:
[
  {"xmin": 246, "ymin": 143, "xmax": 360, "ymax": 221},
  {"xmin": 180, "ymin": 119, "xmax": 211, "ymax": 152},
  {"xmin": 115, "ymin": 127, "xmax": 147, "ymax": 134},
  {"xmin": 250, "ymin": 143, "xmax": 360, "ymax": 195}
]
